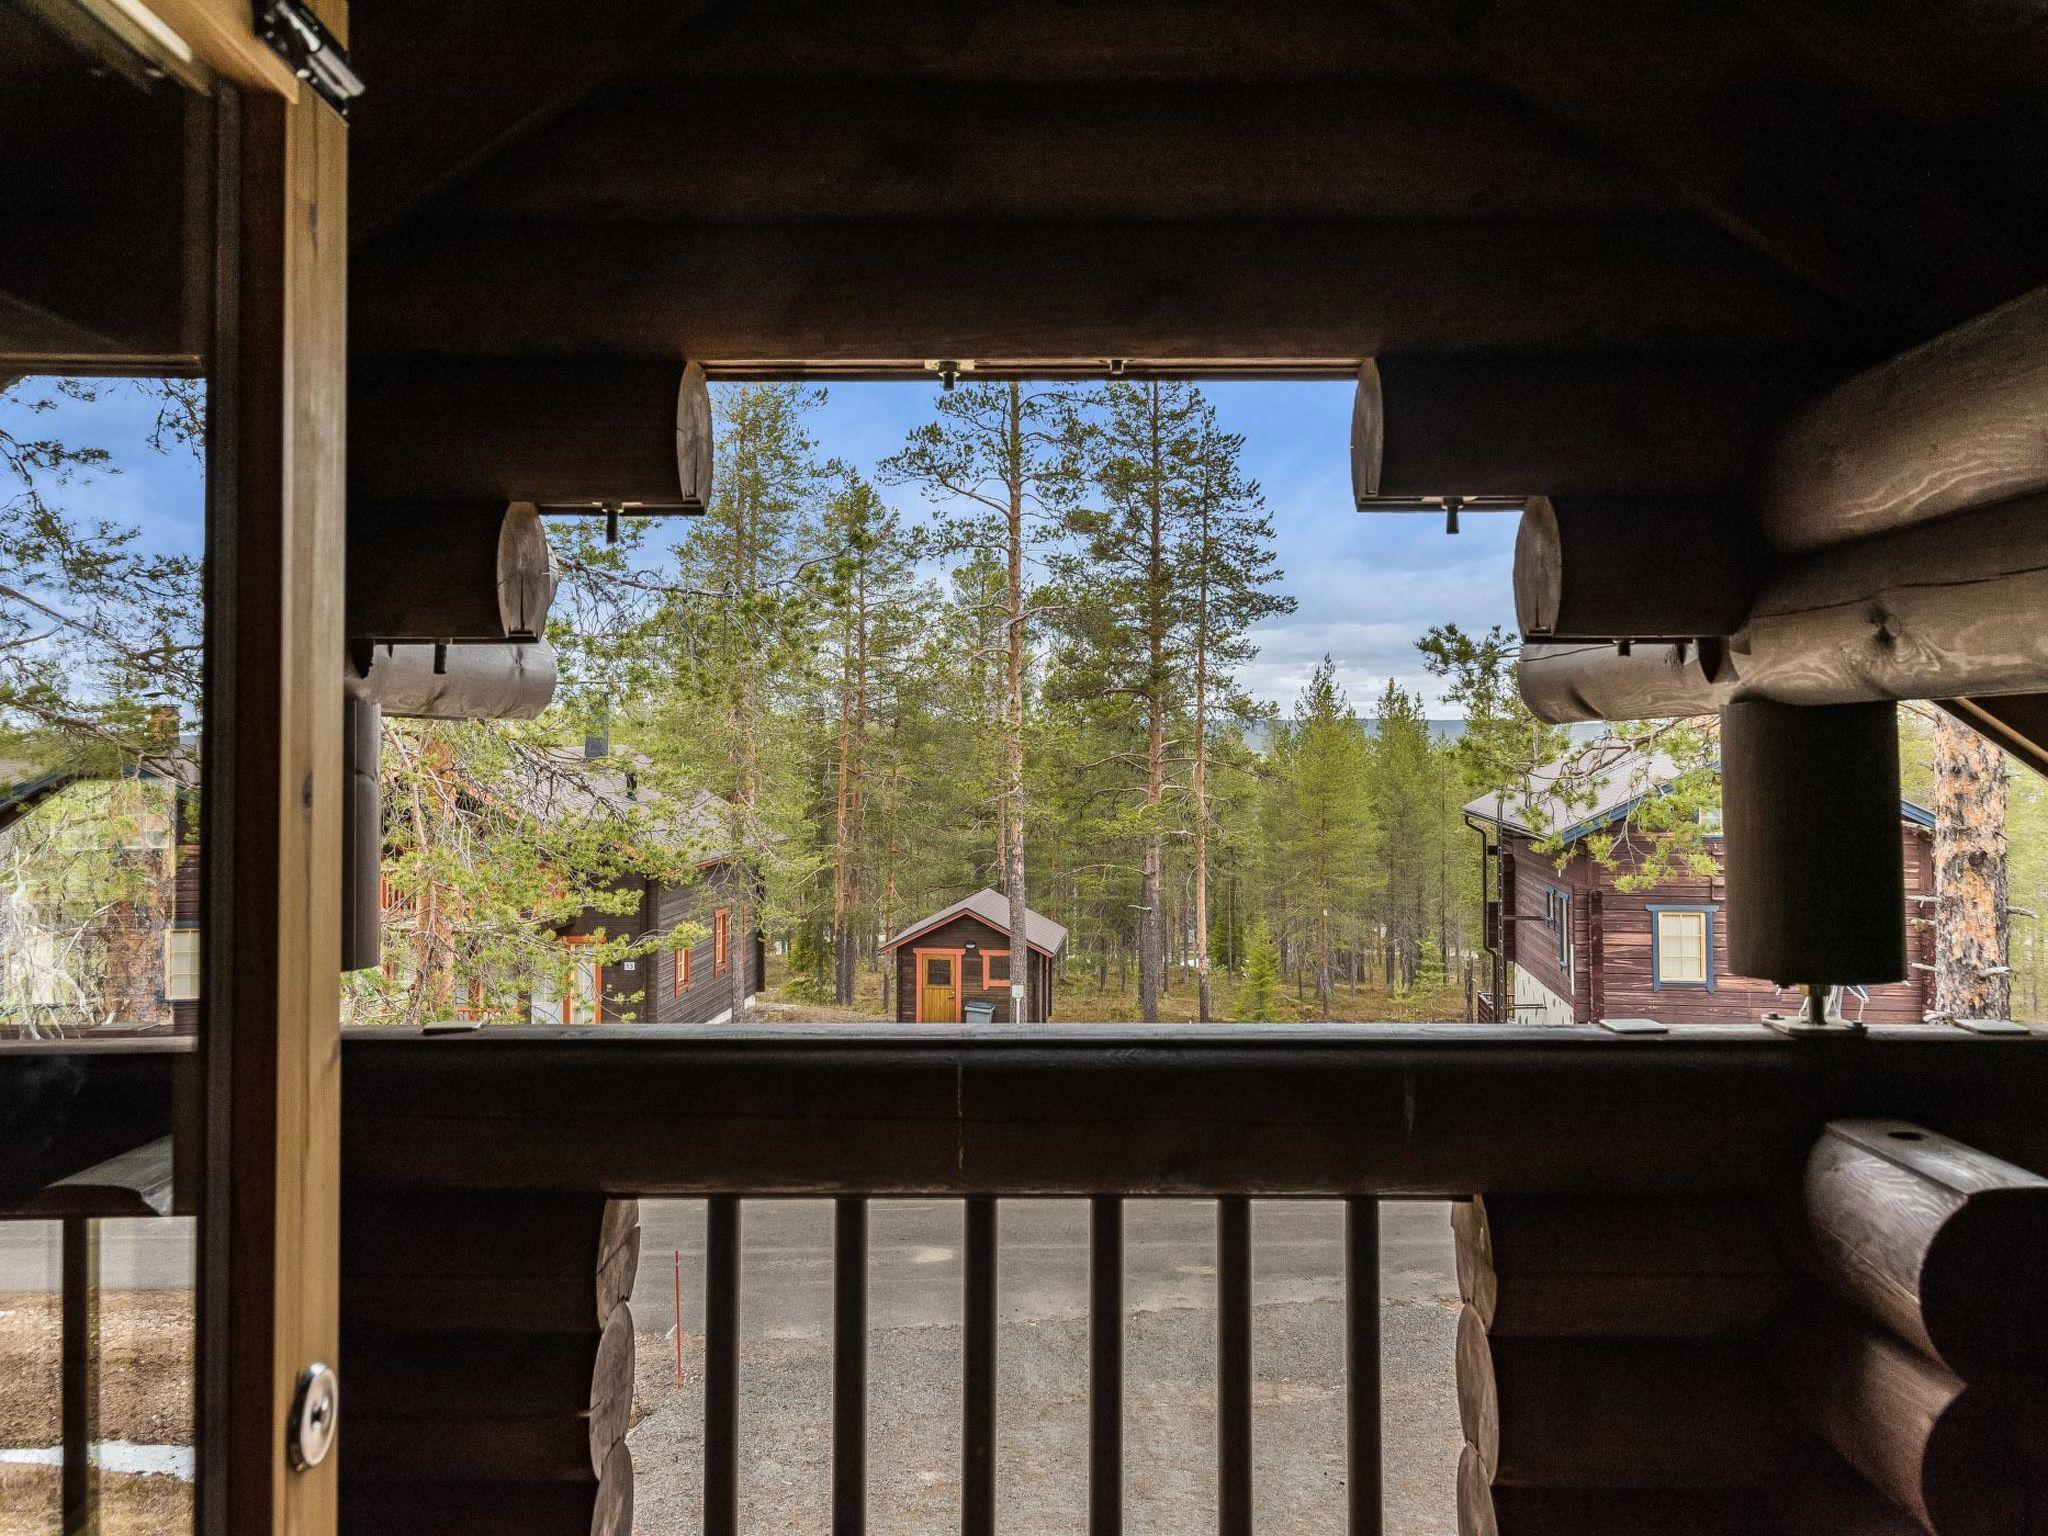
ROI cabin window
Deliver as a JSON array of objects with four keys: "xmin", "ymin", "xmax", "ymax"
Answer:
[
  {"xmin": 1554, "ymin": 892, "xmax": 1572, "ymax": 974},
  {"xmin": 714, "ymin": 908, "xmax": 730, "ymax": 973},
  {"xmin": 984, "ymin": 952, "xmax": 1011, "ymax": 985},
  {"xmin": 1650, "ymin": 906, "xmax": 1715, "ymax": 990},
  {"xmin": 164, "ymin": 926, "xmax": 201, "ymax": 1001},
  {"xmin": 674, "ymin": 944, "xmax": 691, "ymax": 996}
]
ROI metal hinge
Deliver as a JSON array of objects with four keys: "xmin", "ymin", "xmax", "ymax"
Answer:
[{"xmin": 255, "ymin": 1, "xmax": 363, "ymax": 116}]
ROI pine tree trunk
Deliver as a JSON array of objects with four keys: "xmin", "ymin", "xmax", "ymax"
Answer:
[
  {"xmin": 1003, "ymin": 383, "xmax": 1033, "ymax": 1023},
  {"xmin": 1192, "ymin": 467, "xmax": 1213, "ymax": 1024},
  {"xmin": 1137, "ymin": 385, "xmax": 1167, "ymax": 1024},
  {"xmin": 830, "ymin": 599, "xmax": 858, "ymax": 1006},
  {"xmin": 1932, "ymin": 712, "xmax": 2011, "ymax": 1021}
]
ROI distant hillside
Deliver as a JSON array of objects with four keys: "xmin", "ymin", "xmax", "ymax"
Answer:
[{"xmin": 1237, "ymin": 718, "xmax": 1465, "ymax": 750}]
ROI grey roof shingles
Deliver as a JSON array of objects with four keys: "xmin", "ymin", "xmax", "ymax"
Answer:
[{"xmin": 881, "ymin": 888, "xmax": 1069, "ymax": 956}]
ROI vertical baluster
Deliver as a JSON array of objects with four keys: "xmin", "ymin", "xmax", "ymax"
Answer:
[
  {"xmin": 1089, "ymin": 1196, "xmax": 1124, "ymax": 1536},
  {"xmin": 704, "ymin": 1196, "xmax": 741, "ymax": 1536},
  {"xmin": 1217, "ymin": 1197, "xmax": 1252, "ymax": 1536},
  {"xmin": 833, "ymin": 1197, "xmax": 868, "ymax": 1536},
  {"xmin": 61, "ymin": 1217, "xmax": 98, "ymax": 1536},
  {"xmin": 962, "ymin": 1196, "xmax": 998, "ymax": 1536},
  {"xmin": 1346, "ymin": 1198, "xmax": 1383, "ymax": 1536}
]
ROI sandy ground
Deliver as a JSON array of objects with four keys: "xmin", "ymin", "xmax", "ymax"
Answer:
[
  {"xmin": 628, "ymin": 1202, "xmax": 1462, "ymax": 1534},
  {"xmin": 0, "ymin": 1289, "xmax": 194, "ymax": 1535}
]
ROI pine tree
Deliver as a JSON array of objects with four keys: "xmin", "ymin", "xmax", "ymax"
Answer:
[
  {"xmin": 881, "ymin": 381, "xmax": 1078, "ymax": 1019},
  {"xmin": 1271, "ymin": 658, "xmax": 1375, "ymax": 1018},
  {"xmin": 1932, "ymin": 711, "xmax": 2012, "ymax": 1022},
  {"xmin": 648, "ymin": 384, "xmax": 833, "ymax": 1021},
  {"xmin": 1182, "ymin": 411, "xmax": 1294, "ymax": 1020},
  {"xmin": 1236, "ymin": 918, "xmax": 1283, "ymax": 1021}
]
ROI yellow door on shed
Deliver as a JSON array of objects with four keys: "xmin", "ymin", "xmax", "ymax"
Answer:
[{"xmin": 918, "ymin": 952, "xmax": 959, "ymax": 1022}]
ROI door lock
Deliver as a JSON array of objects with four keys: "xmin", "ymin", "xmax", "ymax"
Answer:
[{"xmin": 287, "ymin": 1362, "xmax": 339, "ymax": 1471}]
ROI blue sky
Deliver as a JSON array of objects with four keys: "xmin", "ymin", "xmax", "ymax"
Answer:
[
  {"xmin": 806, "ymin": 380, "xmax": 1520, "ymax": 714},
  {"xmin": 2, "ymin": 377, "xmax": 1519, "ymax": 714}
]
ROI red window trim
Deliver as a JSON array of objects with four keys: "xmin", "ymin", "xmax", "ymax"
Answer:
[
  {"xmin": 673, "ymin": 943, "xmax": 690, "ymax": 996},
  {"xmin": 713, "ymin": 908, "xmax": 730, "ymax": 975}
]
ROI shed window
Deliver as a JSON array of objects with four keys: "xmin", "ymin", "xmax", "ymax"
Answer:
[
  {"xmin": 984, "ymin": 952, "xmax": 1010, "ymax": 984},
  {"xmin": 714, "ymin": 908, "xmax": 730, "ymax": 974},
  {"xmin": 165, "ymin": 926, "xmax": 201, "ymax": 1001},
  {"xmin": 1652, "ymin": 908, "xmax": 1713, "ymax": 989},
  {"xmin": 673, "ymin": 944, "xmax": 690, "ymax": 996}
]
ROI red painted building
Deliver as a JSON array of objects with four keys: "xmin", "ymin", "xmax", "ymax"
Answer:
[{"xmin": 1467, "ymin": 750, "xmax": 1934, "ymax": 1027}]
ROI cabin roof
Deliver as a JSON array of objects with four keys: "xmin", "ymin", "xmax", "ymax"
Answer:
[
  {"xmin": 1464, "ymin": 742, "xmax": 1931, "ymax": 845},
  {"xmin": 881, "ymin": 889, "xmax": 1069, "ymax": 957}
]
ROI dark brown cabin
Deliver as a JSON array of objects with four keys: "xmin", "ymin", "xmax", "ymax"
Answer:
[
  {"xmin": 881, "ymin": 889, "xmax": 1066, "ymax": 1023},
  {"xmin": 1466, "ymin": 751, "xmax": 1935, "ymax": 1026},
  {"xmin": 520, "ymin": 745, "xmax": 764, "ymax": 1024}
]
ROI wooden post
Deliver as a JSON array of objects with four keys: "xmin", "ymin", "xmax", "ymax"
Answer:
[
  {"xmin": 61, "ymin": 1217, "xmax": 99, "ymax": 1536},
  {"xmin": 1721, "ymin": 700, "xmax": 1906, "ymax": 989}
]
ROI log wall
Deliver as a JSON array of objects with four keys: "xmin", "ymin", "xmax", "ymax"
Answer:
[
  {"xmin": 339, "ymin": 1191, "xmax": 640, "ymax": 1535},
  {"xmin": 1458, "ymin": 1120, "xmax": 2048, "ymax": 1535}
]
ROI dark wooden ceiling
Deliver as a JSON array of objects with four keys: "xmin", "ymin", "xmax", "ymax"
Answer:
[{"xmin": 346, "ymin": 0, "xmax": 2048, "ymax": 377}]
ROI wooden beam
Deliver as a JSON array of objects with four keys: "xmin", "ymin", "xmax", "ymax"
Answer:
[
  {"xmin": 1761, "ymin": 284, "xmax": 2048, "ymax": 555},
  {"xmin": 350, "ymin": 358, "xmax": 691, "ymax": 506},
  {"xmin": 350, "ymin": 641, "xmax": 557, "ymax": 721},
  {"xmin": 351, "ymin": 219, "xmax": 1841, "ymax": 362},
  {"xmin": 1520, "ymin": 492, "xmax": 2048, "ymax": 722},
  {"xmin": 1512, "ymin": 497, "xmax": 1756, "ymax": 642},
  {"xmin": 346, "ymin": 502, "xmax": 555, "ymax": 644},
  {"xmin": 638, "ymin": 0, "xmax": 1460, "ymax": 85},
  {"xmin": 1795, "ymin": 1119, "xmax": 2048, "ymax": 1380},
  {"xmin": 1374, "ymin": 0, "xmax": 2040, "ymax": 336},
  {"xmin": 339, "ymin": 1024, "xmax": 2048, "ymax": 1199},
  {"xmin": 438, "ymin": 78, "xmax": 1661, "ymax": 225},
  {"xmin": 345, "ymin": 0, "xmax": 722, "ymax": 243},
  {"xmin": 1371, "ymin": 355, "xmax": 1812, "ymax": 499},
  {"xmin": 1452, "ymin": 1196, "xmax": 1791, "ymax": 1339},
  {"xmin": 1772, "ymin": 1296, "xmax": 2048, "ymax": 1536},
  {"xmin": 1460, "ymin": 1312, "xmax": 1777, "ymax": 1488}
]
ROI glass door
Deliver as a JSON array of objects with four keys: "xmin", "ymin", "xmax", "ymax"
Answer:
[{"xmin": 1, "ymin": 5, "xmax": 345, "ymax": 1534}]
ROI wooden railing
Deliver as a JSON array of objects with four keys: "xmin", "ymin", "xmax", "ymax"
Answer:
[{"xmin": 326, "ymin": 1023, "xmax": 2048, "ymax": 1535}]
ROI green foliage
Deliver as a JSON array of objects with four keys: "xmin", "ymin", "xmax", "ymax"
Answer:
[{"xmin": 1235, "ymin": 918, "xmax": 1283, "ymax": 1021}]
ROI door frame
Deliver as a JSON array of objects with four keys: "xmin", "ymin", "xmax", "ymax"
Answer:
[
  {"xmin": 197, "ymin": 8, "xmax": 348, "ymax": 1533},
  {"xmin": 912, "ymin": 947, "xmax": 965, "ymax": 1023}
]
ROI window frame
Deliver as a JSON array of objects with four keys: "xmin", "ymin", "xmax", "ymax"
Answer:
[
  {"xmin": 673, "ymin": 941, "xmax": 691, "ymax": 997},
  {"xmin": 165, "ymin": 924, "xmax": 202, "ymax": 1002},
  {"xmin": 1648, "ymin": 904, "xmax": 1716, "ymax": 991},
  {"xmin": 713, "ymin": 907, "xmax": 730, "ymax": 974}
]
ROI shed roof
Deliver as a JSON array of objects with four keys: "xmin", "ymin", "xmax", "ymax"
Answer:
[
  {"xmin": 1464, "ymin": 741, "xmax": 1931, "ymax": 845},
  {"xmin": 881, "ymin": 889, "xmax": 1068, "ymax": 957}
]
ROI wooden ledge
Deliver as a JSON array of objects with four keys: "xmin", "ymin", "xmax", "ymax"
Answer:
[{"xmin": 341, "ymin": 1025, "xmax": 2048, "ymax": 1201}]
